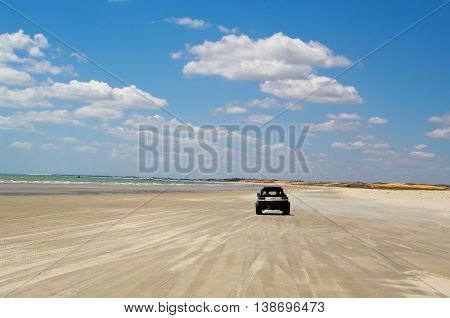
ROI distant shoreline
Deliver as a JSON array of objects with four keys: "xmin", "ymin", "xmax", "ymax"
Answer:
[
  {"xmin": 234, "ymin": 179, "xmax": 450, "ymax": 191},
  {"xmin": 0, "ymin": 174, "xmax": 448, "ymax": 190}
]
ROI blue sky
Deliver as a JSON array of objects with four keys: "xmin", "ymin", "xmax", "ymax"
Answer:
[{"xmin": 0, "ymin": 0, "xmax": 449, "ymax": 183}]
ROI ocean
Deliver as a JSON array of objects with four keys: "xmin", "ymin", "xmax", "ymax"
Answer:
[{"xmin": 0, "ymin": 174, "xmax": 216, "ymax": 186}]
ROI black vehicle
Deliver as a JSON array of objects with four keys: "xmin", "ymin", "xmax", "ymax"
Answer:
[{"xmin": 255, "ymin": 186, "xmax": 290, "ymax": 215}]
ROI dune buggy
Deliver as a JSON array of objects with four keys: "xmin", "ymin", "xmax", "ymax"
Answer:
[{"xmin": 255, "ymin": 186, "xmax": 290, "ymax": 215}]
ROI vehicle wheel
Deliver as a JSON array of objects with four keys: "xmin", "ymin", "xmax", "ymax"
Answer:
[
  {"xmin": 256, "ymin": 204, "xmax": 262, "ymax": 215},
  {"xmin": 283, "ymin": 204, "xmax": 290, "ymax": 215}
]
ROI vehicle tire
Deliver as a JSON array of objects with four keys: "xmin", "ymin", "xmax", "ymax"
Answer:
[
  {"xmin": 283, "ymin": 203, "xmax": 290, "ymax": 215},
  {"xmin": 256, "ymin": 204, "xmax": 262, "ymax": 215}
]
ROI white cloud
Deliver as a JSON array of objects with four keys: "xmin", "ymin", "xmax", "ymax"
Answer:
[
  {"xmin": 165, "ymin": 17, "xmax": 208, "ymax": 29},
  {"xmin": 332, "ymin": 140, "xmax": 390, "ymax": 151},
  {"xmin": 429, "ymin": 114, "xmax": 450, "ymax": 125},
  {"xmin": 183, "ymin": 33, "xmax": 350, "ymax": 81},
  {"xmin": 22, "ymin": 59, "xmax": 74, "ymax": 75},
  {"xmin": 409, "ymin": 151, "xmax": 436, "ymax": 159},
  {"xmin": 74, "ymin": 106, "xmax": 123, "ymax": 121},
  {"xmin": 368, "ymin": 116, "xmax": 388, "ymax": 125},
  {"xmin": 247, "ymin": 114, "xmax": 274, "ymax": 123},
  {"xmin": 372, "ymin": 142, "xmax": 390, "ymax": 150},
  {"xmin": 261, "ymin": 75, "xmax": 362, "ymax": 104},
  {"xmin": 1, "ymin": 31, "xmax": 166, "ymax": 119},
  {"xmin": 413, "ymin": 144, "xmax": 427, "ymax": 150},
  {"xmin": 122, "ymin": 114, "xmax": 166, "ymax": 128},
  {"xmin": 170, "ymin": 51, "xmax": 183, "ymax": 60},
  {"xmin": 0, "ymin": 80, "xmax": 167, "ymax": 120},
  {"xmin": 40, "ymin": 143, "xmax": 58, "ymax": 150},
  {"xmin": 357, "ymin": 134, "xmax": 375, "ymax": 141},
  {"xmin": 61, "ymin": 137, "xmax": 78, "ymax": 144},
  {"xmin": 107, "ymin": 142, "xmax": 137, "ymax": 160},
  {"xmin": 0, "ymin": 66, "xmax": 32, "ymax": 84},
  {"xmin": 0, "ymin": 86, "xmax": 51, "ymax": 108},
  {"xmin": 0, "ymin": 115, "xmax": 31, "ymax": 130},
  {"xmin": 427, "ymin": 114, "xmax": 450, "ymax": 139},
  {"xmin": 331, "ymin": 141, "xmax": 366, "ymax": 149},
  {"xmin": 98, "ymin": 123, "xmax": 136, "ymax": 140},
  {"xmin": 310, "ymin": 119, "xmax": 362, "ymax": 132},
  {"xmin": 0, "ymin": 30, "xmax": 48, "ymax": 62},
  {"xmin": 213, "ymin": 103, "xmax": 248, "ymax": 115},
  {"xmin": 73, "ymin": 145, "xmax": 97, "ymax": 153},
  {"xmin": 18, "ymin": 110, "xmax": 82, "ymax": 125},
  {"xmin": 247, "ymin": 97, "xmax": 280, "ymax": 108},
  {"xmin": 218, "ymin": 25, "xmax": 238, "ymax": 34},
  {"xmin": 10, "ymin": 141, "xmax": 33, "ymax": 150},
  {"xmin": 70, "ymin": 52, "xmax": 88, "ymax": 63},
  {"xmin": 326, "ymin": 113, "xmax": 362, "ymax": 120},
  {"xmin": 181, "ymin": 32, "xmax": 362, "ymax": 106},
  {"xmin": 0, "ymin": 30, "xmax": 72, "ymax": 78},
  {"xmin": 246, "ymin": 97, "xmax": 303, "ymax": 111},
  {"xmin": 427, "ymin": 127, "xmax": 450, "ymax": 139},
  {"xmin": 0, "ymin": 110, "xmax": 83, "ymax": 131},
  {"xmin": 98, "ymin": 114, "xmax": 174, "ymax": 140},
  {"xmin": 72, "ymin": 84, "xmax": 167, "ymax": 120}
]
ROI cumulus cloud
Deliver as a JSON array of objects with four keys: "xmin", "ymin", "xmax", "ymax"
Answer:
[
  {"xmin": 217, "ymin": 25, "xmax": 238, "ymax": 34},
  {"xmin": 427, "ymin": 127, "xmax": 450, "ymax": 139},
  {"xmin": 0, "ymin": 80, "xmax": 167, "ymax": 120},
  {"xmin": 10, "ymin": 141, "xmax": 33, "ymax": 150},
  {"xmin": 310, "ymin": 119, "xmax": 362, "ymax": 132},
  {"xmin": 413, "ymin": 144, "xmax": 427, "ymax": 150},
  {"xmin": 72, "ymin": 82, "xmax": 167, "ymax": 120},
  {"xmin": 0, "ymin": 66, "xmax": 32, "ymax": 85},
  {"xmin": 0, "ymin": 86, "xmax": 51, "ymax": 108},
  {"xmin": 180, "ymin": 32, "xmax": 362, "ymax": 106},
  {"xmin": 357, "ymin": 134, "xmax": 375, "ymax": 141},
  {"xmin": 73, "ymin": 145, "xmax": 97, "ymax": 153},
  {"xmin": 70, "ymin": 52, "xmax": 88, "ymax": 63},
  {"xmin": 331, "ymin": 140, "xmax": 366, "ymax": 149},
  {"xmin": 332, "ymin": 140, "xmax": 390, "ymax": 150},
  {"xmin": 165, "ymin": 17, "xmax": 208, "ymax": 29},
  {"xmin": 183, "ymin": 33, "xmax": 350, "ymax": 81},
  {"xmin": 213, "ymin": 103, "xmax": 248, "ymax": 115},
  {"xmin": 368, "ymin": 116, "xmax": 388, "ymax": 125},
  {"xmin": 326, "ymin": 113, "xmax": 362, "ymax": 120},
  {"xmin": 170, "ymin": 51, "xmax": 183, "ymax": 60},
  {"xmin": 22, "ymin": 59, "xmax": 75, "ymax": 75},
  {"xmin": 246, "ymin": 97, "xmax": 303, "ymax": 111},
  {"xmin": 0, "ymin": 115, "xmax": 31, "ymax": 130},
  {"xmin": 261, "ymin": 75, "xmax": 362, "ymax": 104},
  {"xmin": 211, "ymin": 98, "xmax": 302, "ymax": 117},
  {"xmin": 247, "ymin": 114, "xmax": 274, "ymax": 123},
  {"xmin": 0, "ymin": 110, "xmax": 83, "ymax": 131},
  {"xmin": 429, "ymin": 114, "xmax": 450, "ymax": 125},
  {"xmin": 40, "ymin": 143, "xmax": 58, "ymax": 150},
  {"xmin": 0, "ymin": 30, "xmax": 73, "ymax": 79},
  {"xmin": 372, "ymin": 143, "xmax": 390, "ymax": 150},
  {"xmin": 61, "ymin": 137, "xmax": 78, "ymax": 144},
  {"xmin": 409, "ymin": 151, "xmax": 436, "ymax": 159},
  {"xmin": 0, "ymin": 30, "xmax": 48, "ymax": 62},
  {"xmin": 107, "ymin": 142, "xmax": 137, "ymax": 160},
  {"xmin": 427, "ymin": 114, "xmax": 450, "ymax": 139},
  {"xmin": 74, "ymin": 107, "xmax": 123, "ymax": 121},
  {"xmin": 247, "ymin": 97, "xmax": 280, "ymax": 108}
]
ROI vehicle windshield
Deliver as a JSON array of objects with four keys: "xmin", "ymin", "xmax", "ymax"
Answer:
[{"xmin": 261, "ymin": 188, "xmax": 283, "ymax": 196}]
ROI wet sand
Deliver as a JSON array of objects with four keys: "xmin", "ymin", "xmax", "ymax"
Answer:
[{"xmin": 0, "ymin": 183, "xmax": 449, "ymax": 297}]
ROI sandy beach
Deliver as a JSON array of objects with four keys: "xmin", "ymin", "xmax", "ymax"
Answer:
[{"xmin": 1, "ymin": 183, "xmax": 449, "ymax": 297}]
